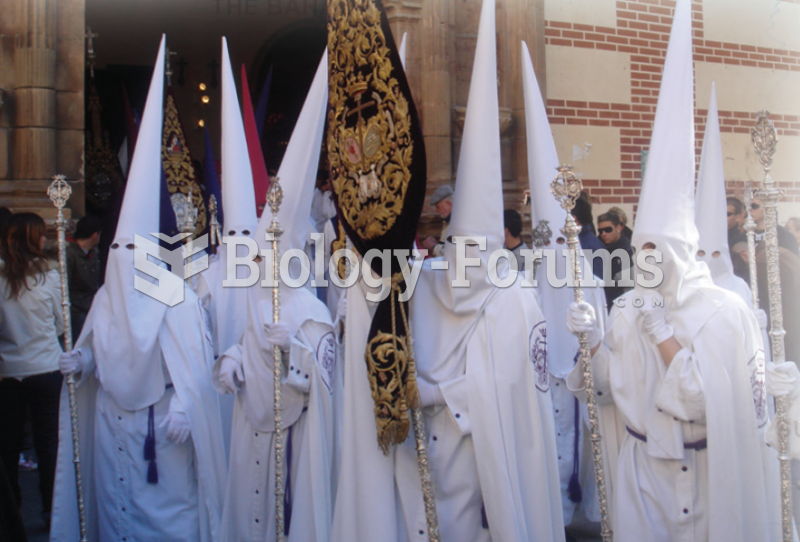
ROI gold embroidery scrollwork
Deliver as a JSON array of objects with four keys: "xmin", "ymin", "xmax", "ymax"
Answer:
[
  {"xmin": 161, "ymin": 93, "xmax": 207, "ymax": 236},
  {"xmin": 327, "ymin": 0, "xmax": 414, "ymax": 241},
  {"xmin": 366, "ymin": 328, "xmax": 412, "ymax": 454}
]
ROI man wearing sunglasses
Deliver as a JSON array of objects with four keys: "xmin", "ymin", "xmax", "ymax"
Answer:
[
  {"xmin": 750, "ymin": 197, "xmax": 799, "ymax": 256},
  {"xmin": 597, "ymin": 211, "xmax": 633, "ymax": 310}
]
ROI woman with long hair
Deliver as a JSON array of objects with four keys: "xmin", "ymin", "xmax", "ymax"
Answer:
[{"xmin": 0, "ymin": 212, "xmax": 64, "ymax": 529}]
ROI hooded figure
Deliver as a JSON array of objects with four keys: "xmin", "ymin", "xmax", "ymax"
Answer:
[
  {"xmin": 566, "ymin": 1, "xmax": 782, "ymax": 540},
  {"xmin": 695, "ymin": 83, "xmax": 755, "ymax": 309},
  {"xmin": 212, "ymin": 49, "xmax": 340, "ymax": 542},
  {"xmin": 521, "ymin": 41, "xmax": 611, "ymax": 528},
  {"xmin": 695, "ymin": 81, "xmax": 773, "ymax": 393},
  {"xmin": 401, "ymin": 0, "xmax": 564, "ymax": 539},
  {"xmin": 51, "ymin": 35, "xmax": 227, "ymax": 542},
  {"xmin": 196, "ymin": 37, "xmax": 260, "ymax": 457}
]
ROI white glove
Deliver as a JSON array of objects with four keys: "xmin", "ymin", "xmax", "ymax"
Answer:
[
  {"xmin": 217, "ymin": 356, "xmax": 244, "ymax": 394},
  {"xmin": 566, "ymin": 302, "xmax": 602, "ymax": 349},
  {"xmin": 417, "ymin": 379, "xmax": 445, "ymax": 408},
  {"xmin": 159, "ymin": 410, "xmax": 191, "ymax": 444},
  {"xmin": 59, "ymin": 350, "xmax": 83, "ymax": 375},
  {"xmin": 637, "ymin": 294, "xmax": 674, "ymax": 345},
  {"xmin": 766, "ymin": 362, "xmax": 800, "ymax": 399},
  {"xmin": 755, "ymin": 309, "xmax": 768, "ymax": 331},
  {"xmin": 337, "ymin": 295, "xmax": 347, "ymax": 320},
  {"xmin": 264, "ymin": 322, "xmax": 292, "ymax": 352}
]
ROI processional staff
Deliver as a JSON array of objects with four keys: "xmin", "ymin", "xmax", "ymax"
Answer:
[
  {"xmin": 266, "ymin": 177, "xmax": 287, "ymax": 542},
  {"xmin": 47, "ymin": 175, "xmax": 89, "ymax": 542},
  {"xmin": 522, "ymin": 189, "xmax": 552, "ymax": 279},
  {"xmin": 208, "ymin": 195, "xmax": 221, "ymax": 255},
  {"xmin": 750, "ymin": 111, "xmax": 793, "ymax": 542},
  {"xmin": 530, "ymin": 219, "xmax": 552, "ymax": 279},
  {"xmin": 551, "ymin": 165, "xmax": 613, "ymax": 542},
  {"xmin": 743, "ymin": 181, "xmax": 759, "ymax": 310}
]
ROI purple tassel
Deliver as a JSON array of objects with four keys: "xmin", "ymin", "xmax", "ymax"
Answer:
[
  {"xmin": 143, "ymin": 434, "xmax": 155, "ymax": 461},
  {"xmin": 144, "ymin": 404, "xmax": 158, "ymax": 484},
  {"xmin": 568, "ymin": 471, "xmax": 582, "ymax": 503},
  {"xmin": 147, "ymin": 460, "xmax": 159, "ymax": 484},
  {"xmin": 284, "ymin": 426, "xmax": 294, "ymax": 536},
  {"xmin": 568, "ymin": 395, "xmax": 582, "ymax": 502}
]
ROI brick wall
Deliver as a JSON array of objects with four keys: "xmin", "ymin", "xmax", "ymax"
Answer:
[{"xmin": 544, "ymin": 0, "xmax": 800, "ymax": 214}]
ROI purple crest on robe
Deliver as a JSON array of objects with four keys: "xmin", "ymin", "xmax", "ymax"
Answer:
[
  {"xmin": 317, "ymin": 332, "xmax": 337, "ymax": 393},
  {"xmin": 749, "ymin": 349, "xmax": 767, "ymax": 428},
  {"xmin": 529, "ymin": 321, "xmax": 549, "ymax": 392}
]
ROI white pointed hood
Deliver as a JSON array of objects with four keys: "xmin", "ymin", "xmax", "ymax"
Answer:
[
  {"xmin": 442, "ymin": 0, "xmax": 502, "ymax": 287},
  {"xmin": 521, "ymin": 42, "xmax": 569, "ymax": 246},
  {"xmin": 447, "ymin": 0, "xmax": 502, "ymax": 251},
  {"xmin": 631, "ymin": 0, "xmax": 711, "ymax": 305},
  {"xmin": 255, "ymin": 50, "xmax": 328, "ymax": 257},
  {"xmin": 695, "ymin": 83, "xmax": 734, "ymax": 278},
  {"xmin": 237, "ymin": 50, "xmax": 332, "ymax": 434},
  {"xmin": 221, "ymin": 37, "xmax": 258, "ymax": 238},
  {"xmin": 85, "ymin": 35, "xmax": 172, "ymax": 411},
  {"xmin": 521, "ymin": 40, "xmax": 596, "ymax": 378},
  {"xmin": 399, "ymin": 33, "xmax": 407, "ymax": 69},
  {"xmin": 433, "ymin": 0, "xmax": 502, "ymax": 316}
]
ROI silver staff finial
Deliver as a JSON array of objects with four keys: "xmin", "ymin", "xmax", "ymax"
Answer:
[
  {"xmin": 171, "ymin": 187, "xmax": 199, "ymax": 234},
  {"xmin": 752, "ymin": 110, "xmax": 778, "ymax": 172}
]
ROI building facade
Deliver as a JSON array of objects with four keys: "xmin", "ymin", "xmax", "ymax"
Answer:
[{"xmin": 0, "ymin": 0, "xmax": 797, "ymax": 233}]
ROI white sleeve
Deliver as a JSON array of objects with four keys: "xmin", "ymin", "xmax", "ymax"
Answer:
[
  {"xmin": 654, "ymin": 348, "xmax": 706, "ymax": 424},
  {"xmin": 73, "ymin": 343, "xmax": 97, "ymax": 386},
  {"xmin": 439, "ymin": 375, "xmax": 472, "ymax": 436},
  {"xmin": 47, "ymin": 270, "xmax": 65, "ymax": 336},
  {"xmin": 285, "ymin": 335, "xmax": 316, "ymax": 395},
  {"xmin": 567, "ymin": 344, "xmax": 614, "ymax": 406},
  {"xmin": 212, "ymin": 344, "xmax": 242, "ymax": 394}
]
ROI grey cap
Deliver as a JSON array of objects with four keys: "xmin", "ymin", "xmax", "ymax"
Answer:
[{"xmin": 429, "ymin": 184, "xmax": 455, "ymax": 206}]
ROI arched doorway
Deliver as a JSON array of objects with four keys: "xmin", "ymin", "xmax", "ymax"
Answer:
[{"xmin": 252, "ymin": 18, "xmax": 327, "ymax": 174}]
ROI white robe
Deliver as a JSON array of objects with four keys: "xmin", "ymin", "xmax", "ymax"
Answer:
[
  {"xmin": 331, "ymin": 278, "xmax": 416, "ymax": 542},
  {"xmin": 406, "ymin": 263, "xmax": 564, "ymax": 542},
  {"xmin": 332, "ymin": 255, "xmax": 564, "ymax": 542},
  {"xmin": 213, "ymin": 287, "xmax": 340, "ymax": 542},
  {"xmin": 50, "ymin": 288, "xmax": 227, "ymax": 542},
  {"xmin": 569, "ymin": 286, "xmax": 782, "ymax": 542},
  {"xmin": 197, "ymin": 244, "xmax": 256, "ymax": 458}
]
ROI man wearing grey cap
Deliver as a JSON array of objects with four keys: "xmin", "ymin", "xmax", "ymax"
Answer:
[{"xmin": 420, "ymin": 184, "xmax": 454, "ymax": 257}]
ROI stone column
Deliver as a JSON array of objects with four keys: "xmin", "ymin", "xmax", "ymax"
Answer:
[
  {"xmin": 383, "ymin": 0, "xmax": 422, "ymax": 103},
  {"xmin": 13, "ymin": 0, "xmax": 57, "ymax": 181},
  {"xmin": 55, "ymin": 0, "xmax": 86, "ymax": 216},
  {"xmin": 417, "ymin": 0, "xmax": 454, "ymax": 237},
  {"xmin": 497, "ymin": 0, "xmax": 545, "ymax": 234},
  {"xmin": 0, "ymin": 0, "xmax": 16, "ymax": 182}
]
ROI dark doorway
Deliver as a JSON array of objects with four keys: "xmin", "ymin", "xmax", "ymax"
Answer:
[{"xmin": 252, "ymin": 19, "xmax": 327, "ymax": 174}]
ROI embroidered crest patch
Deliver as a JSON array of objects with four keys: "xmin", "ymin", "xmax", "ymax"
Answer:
[
  {"xmin": 749, "ymin": 349, "xmax": 767, "ymax": 428},
  {"xmin": 529, "ymin": 321, "xmax": 549, "ymax": 392},
  {"xmin": 317, "ymin": 332, "xmax": 337, "ymax": 393}
]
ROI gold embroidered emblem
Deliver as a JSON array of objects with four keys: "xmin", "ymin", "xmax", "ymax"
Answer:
[
  {"xmin": 161, "ymin": 92, "xmax": 207, "ymax": 236},
  {"xmin": 327, "ymin": 0, "xmax": 415, "ymax": 241}
]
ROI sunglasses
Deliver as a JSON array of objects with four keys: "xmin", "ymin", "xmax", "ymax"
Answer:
[
  {"xmin": 751, "ymin": 203, "xmax": 761, "ymax": 210},
  {"xmin": 598, "ymin": 226, "xmax": 614, "ymax": 234}
]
